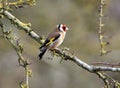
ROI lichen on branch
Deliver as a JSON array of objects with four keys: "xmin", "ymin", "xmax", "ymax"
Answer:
[
  {"xmin": 0, "ymin": 21, "xmax": 32, "ymax": 88},
  {"xmin": 98, "ymin": 0, "xmax": 110, "ymax": 55},
  {"xmin": 0, "ymin": 0, "xmax": 36, "ymax": 9}
]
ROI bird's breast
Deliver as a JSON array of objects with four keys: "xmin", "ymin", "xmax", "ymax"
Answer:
[{"xmin": 48, "ymin": 32, "xmax": 66, "ymax": 49}]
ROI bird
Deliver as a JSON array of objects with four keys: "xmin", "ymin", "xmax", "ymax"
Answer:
[{"xmin": 39, "ymin": 24, "xmax": 69, "ymax": 60}]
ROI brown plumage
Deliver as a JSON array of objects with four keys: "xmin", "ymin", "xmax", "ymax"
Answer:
[{"xmin": 39, "ymin": 24, "xmax": 69, "ymax": 60}]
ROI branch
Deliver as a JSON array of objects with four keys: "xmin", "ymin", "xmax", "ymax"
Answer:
[
  {"xmin": 98, "ymin": 0, "xmax": 110, "ymax": 55},
  {"xmin": 2, "ymin": 10, "xmax": 44, "ymax": 44},
  {"xmin": 96, "ymin": 72, "xmax": 110, "ymax": 88},
  {"xmin": 54, "ymin": 49, "xmax": 120, "ymax": 72},
  {"xmin": 1, "ymin": 10, "xmax": 120, "ymax": 73},
  {"xmin": 92, "ymin": 62, "xmax": 120, "ymax": 67},
  {"xmin": 0, "ymin": 0, "xmax": 36, "ymax": 9},
  {"xmin": 0, "ymin": 20, "xmax": 32, "ymax": 88}
]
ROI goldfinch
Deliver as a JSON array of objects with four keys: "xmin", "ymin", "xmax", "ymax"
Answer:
[{"xmin": 39, "ymin": 24, "xmax": 69, "ymax": 60}]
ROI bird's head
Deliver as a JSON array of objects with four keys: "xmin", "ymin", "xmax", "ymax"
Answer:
[{"xmin": 57, "ymin": 24, "xmax": 69, "ymax": 32}]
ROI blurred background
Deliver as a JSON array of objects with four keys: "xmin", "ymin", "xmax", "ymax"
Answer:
[{"xmin": 0, "ymin": 0, "xmax": 120, "ymax": 88}]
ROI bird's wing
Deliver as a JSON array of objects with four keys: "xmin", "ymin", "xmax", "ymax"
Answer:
[{"xmin": 40, "ymin": 33, "xmax": 61, "ymax": 49}]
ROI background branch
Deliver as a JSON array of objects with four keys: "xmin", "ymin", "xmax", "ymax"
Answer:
[
  {"xmin": 98, "ymin": 0, "xmax": 110, "ymax": 55},
  {"xmin": 0, "ymin": 0, "xmax": 36, "ymax": 9},
  {"xmin": 0, "ymin": 20, "xmax": 32, "ymax": 88}
]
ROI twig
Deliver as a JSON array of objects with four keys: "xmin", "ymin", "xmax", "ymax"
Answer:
[
  {"xmin": 92, "ymin": 62, "xmax": 120, "ymax": 67},
  {"xmin": 98, "ymin": 0, "xmax": 110, "ymax": 55},
  {"xmin": 0, "ymin": 21, "xmax": 31, "ymax": 88},
  {"xmin": 96, "ymin": 72, "xmax": 110, "ymax": 88},
  {"xmin": 103, "ymin": 73, "xmax": 120, "ymax": 88}
]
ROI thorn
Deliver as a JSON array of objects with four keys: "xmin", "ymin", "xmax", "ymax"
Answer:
[{"xmin": 59, "ymin": 58, "xmax": 63, "ymax": 63}]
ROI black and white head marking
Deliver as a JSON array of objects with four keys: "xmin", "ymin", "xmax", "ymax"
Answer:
[{"xmin": 57, "ymin": 24, "xmax": 69, "ymax": 32}]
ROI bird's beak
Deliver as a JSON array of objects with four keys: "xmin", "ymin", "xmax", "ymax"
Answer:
[{"xmin": 66, "ymin": 27, "xmax": 69, "ymax": 30}]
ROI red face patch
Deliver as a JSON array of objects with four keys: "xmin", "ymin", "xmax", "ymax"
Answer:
[{"xmin": 62, "ymin": 25, "xmax": 66, "ymax": 32}]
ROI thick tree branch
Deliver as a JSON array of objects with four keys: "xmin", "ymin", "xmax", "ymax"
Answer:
[
  {"xmin": 54, "ymin": 49, "xmax": 120, "ymax": 72},
  {"xmin": 2, "ymin": 10, "xmax": 44, "ymax": 44},
  {"xmin": 1, "ymin": 10, "xmax": 120, "ymax": 73}
]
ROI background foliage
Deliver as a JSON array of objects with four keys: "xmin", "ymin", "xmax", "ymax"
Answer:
[{"xmin": 0, "ymin": 0, "xmax": 120, "ymax": 88}]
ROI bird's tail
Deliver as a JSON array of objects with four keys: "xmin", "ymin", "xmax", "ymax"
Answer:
[{"xmin": 39, "ymin": 47, "xmax": 47, "ymax": 60}]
